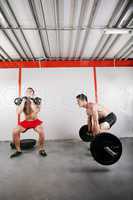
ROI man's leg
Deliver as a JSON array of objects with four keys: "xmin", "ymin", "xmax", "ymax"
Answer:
[
  {"xmin": 34, "ymin": 125, "xmax": 47, "ymax": 156},
  {"xmin": 99, "ymin": 113, "xmax": 117, "ymax": 134},
  {"xmin": 12, "ymin": 126, "xmax": 25, "ymax": 152}
]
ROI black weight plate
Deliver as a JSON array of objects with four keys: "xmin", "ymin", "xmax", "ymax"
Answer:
[
  {"xmin": 14, "ymin": 97, "xmax": 22, "ymax": 105},
  {"xmin": 90, "ymin": 133, "xmax": 122, "ymax": 165},
  {"xmin": 10, "ymin": 139, "xmax": 36, "ymax": 150},
  {"xmin": 79, "ymin": 125, "xmax": 93, "ymax": 142}
]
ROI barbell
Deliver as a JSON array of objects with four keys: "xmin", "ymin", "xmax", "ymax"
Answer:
[
  {"xmin": 14, "ymin": 96, "xmax": 42, "ymax": 105},
  {"xmin": 79, "ymin": 125, "xmax": 122, "ymax": 165}
]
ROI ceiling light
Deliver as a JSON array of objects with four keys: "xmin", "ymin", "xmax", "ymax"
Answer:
[{"xmin": 104, "ymin": 28, "xmax": 132, "ymax": 35}]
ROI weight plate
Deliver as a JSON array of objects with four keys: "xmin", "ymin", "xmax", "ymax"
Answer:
[
  {"xmin": 90, "ymin": 133, "xmax": 122, "ymax": 165},
  {"xmin": 79, "ymin": 125, "xmax": 93, "ymax": 142}
]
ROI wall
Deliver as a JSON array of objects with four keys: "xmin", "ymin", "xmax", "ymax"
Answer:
[
  {"xmin": 0, "ymin": 67, "xmax": 133, "ymax": 141},
  {"xmin": 96, "ymin": 67, "xmax": 133, "ymax": 137},
  {"xmin": 0, "ymin": 69, "xmax": 18, "ymax": 140}
]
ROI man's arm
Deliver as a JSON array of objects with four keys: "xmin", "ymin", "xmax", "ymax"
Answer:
[
  {"xmin": 91, "ymin": 105, "xmax": 100, "ymax": 135},
  {"xmin": 87, "ymin": 115, "xmax": 91, "ymax": 132},
  {"xmin": 16, "ymin": 99, "xmax": 26, "ymax": 114},
  {"xmin": 30, "ymin": 100, "xmax": 41, "ymax": 113}
]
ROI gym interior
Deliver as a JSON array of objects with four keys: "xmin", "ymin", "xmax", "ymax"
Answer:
[{"xmin": 0, "ymin": 0, "xmax": 133, "ymax": 199}]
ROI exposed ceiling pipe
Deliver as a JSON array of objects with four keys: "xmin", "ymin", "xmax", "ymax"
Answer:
[
  {"xmin": 28, "ymin": 0, "xmax": 48, "ymax": 58},
  {"xmin": 91, "ymin": 0, "xmax": 130, "ymax": 59},
  {"xmin": 115, "ymin": 36, "xmax": 133, "ymax": 58},
  {"xmin": 116, "ymin": 1, "xmax": 133, "ymax": 27},
  {"xmin": 5, "ymin": 0, "xmax": 35, "ymax": 60},
  {"xmin": 0, "ymin": 2, "xmax": 29, "ymax": 60},
  {"xmin": 0, "ymin": 46, "xmax": 13, "ymax": 60},
  {"xmin": 124, "ymin": 51, "xmax": 133, "ymax": 60},
  {"xmin": 100, "ymin": 0, "xmax": 133, "ymax": 59},
  {"xmin": 67, "ymin": 0, "xmax": 78, "ymax": 59},
  {"xmin": 0, "ymin": 52, "xmax": 7, "ymax": 60},
  {"xmin": 40, "ymin": 0, "xmax": 51, "ymax": 57},
  {"xmin": 119, "ymin": 44, "xmax": 133, "ymax": 59},
  {"xmin": 72, "ymin": 0, "xmax": 89, "ymax": 58},
  {"xmin": 52, "ymin": 0, "xmax": 60, "ymax": 58},
  {"xmin": 56, "ymin": 0, "xmax": 62, "ymax": 58},
  {"xmin": 78, "ymin": 0, "xmax": 100, "ymax": 59}
]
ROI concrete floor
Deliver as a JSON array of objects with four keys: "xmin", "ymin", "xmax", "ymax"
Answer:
[{"xmin": 0, "ymin": 138, "xmax": 132, "ymax": 200}]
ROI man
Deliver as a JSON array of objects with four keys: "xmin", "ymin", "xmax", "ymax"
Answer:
[
  {"xmin": 76, "ymin": 94, "xmax": 117, "ymax": 136},
  {"xmin": 11, "ymin": 87, "xmax": 47, "ymax": 158}
]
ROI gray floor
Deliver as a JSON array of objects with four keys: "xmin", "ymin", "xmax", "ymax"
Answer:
[{"xmin": 0, "ymin": 138, "xmax": 132, "ymax": 200}]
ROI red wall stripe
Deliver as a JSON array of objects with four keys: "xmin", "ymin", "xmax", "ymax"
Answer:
[
  {"xmin": 93, "ymin": 67, "xmax": 98, "ymax": 103},
  {"xmin": 18, "ymin": 67, "xmax": 22, "ymax": 123}
]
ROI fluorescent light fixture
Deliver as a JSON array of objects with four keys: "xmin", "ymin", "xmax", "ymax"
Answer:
[{"xmin": 104, "ymin": 28, "xmax": 132, "ymax": 35}]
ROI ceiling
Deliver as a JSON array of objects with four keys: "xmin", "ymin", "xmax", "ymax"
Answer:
[{"xmin": 0, "ymin": 0, "xmax": 133, "ymax": 61}]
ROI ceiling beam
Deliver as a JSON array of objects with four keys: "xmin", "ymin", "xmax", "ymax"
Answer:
[{"xmin": 0, "ymin": 59, "xmax": 133, "ymax": 68}]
